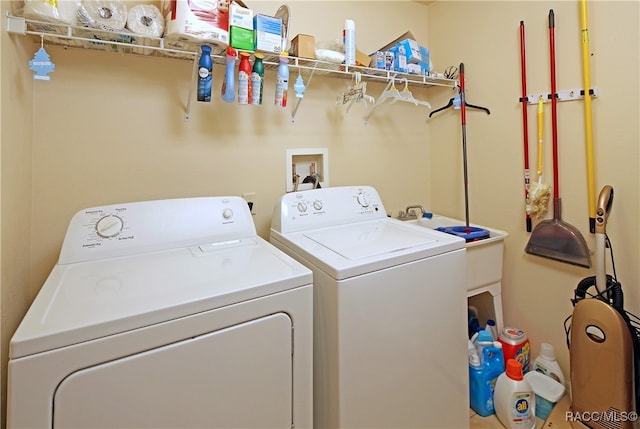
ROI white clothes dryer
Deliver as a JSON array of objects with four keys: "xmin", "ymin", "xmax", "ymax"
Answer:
[
  {"xmin": 270, "ymin": 186, "xmax": 469, "ymax": 429},
  {"xmin": 8, "ymin": 196, "xmax": 313, "ymax": 429}
]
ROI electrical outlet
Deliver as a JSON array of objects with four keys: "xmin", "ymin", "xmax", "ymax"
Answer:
[{"xmin": 242, "ymin": 193, "xmax": 256, "ymax": 215}]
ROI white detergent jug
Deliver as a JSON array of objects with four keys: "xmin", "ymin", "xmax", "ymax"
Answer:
[
  {"xmin": 494, "ymin": 359, "xmax": 536, "ymax": 429},
  {"xmin": 532, "ymin": 342, "xmax": 565, "ymax": 385}
]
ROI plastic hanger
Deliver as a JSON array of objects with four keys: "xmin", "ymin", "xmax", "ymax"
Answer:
[
  {"xmin": 429, "ymin": 88, "xmax": 490, "ymax": 118},
  {"xmin": 396, "ymin": 78, "xmax": 431, "ymax": 108},
  {"xmin": 364, "ymin": 76, "xmax": 432, "ymax": 124},
  {"xmin": 337, "ymin": 72, "xmax": 375, "ymax": 112}
]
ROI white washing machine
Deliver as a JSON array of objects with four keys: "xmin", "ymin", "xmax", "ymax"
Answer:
[
  {"xmin": 270, "ymin": 186, "xmax": 469, "ymax": 429},
  {"xmin": 8, "ymin": 196, "xmax": 313, "ymax": 429}
]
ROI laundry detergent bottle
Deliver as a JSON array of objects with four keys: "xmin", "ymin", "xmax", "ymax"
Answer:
[
  {"xmin": 494, "ymin": 359, "xmax": 536, "ymax": 429},
  {"xmin": 469, "ymin": 341, "xmax": 505, "ymax": 416},
  {"xmin": 197, "ymin": 45, "xmax": 212, "ymax": 102},
  {"xmin": 532, "ymin": 342, "xmax": 565, "ymax": 385},
  {"xmin": 221, "ymin": 46, "xmax": 237, "ymax": 103}
]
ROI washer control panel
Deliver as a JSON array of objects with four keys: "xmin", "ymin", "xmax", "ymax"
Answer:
[
  {"xmin": 272, "ymin": 186, "xmax": 387, "ymax": 233},
  {"xmin": 59, "ymin": 197, "xmax": 255, "ymax": 264}
]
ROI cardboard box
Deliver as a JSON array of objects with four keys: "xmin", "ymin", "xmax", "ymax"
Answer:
[
  {"xmin": 230, "ymin": 26, "xmax": 254, "ymax": 50},
  {"xmin": 419, "ymin": 45, "xmax": 431, "ymax": 74},
  {"xmin": 355, "ymin": 49, "xmax": 369, "ymax": 66},
  {"xmin": 254, "ymin": 14, "xmax": 282, "ymax": 54},
  {"xmin": 290, "ymin": 34, "xmax": 315, "ymax": 59},
  {"xmin": 374, "ymin": 31, "xmax": 416, "ymax": 54},
  {"xmin": 229, "ymin": 3, "xmax": 253, "ymax": 30},
  {"xmin": 398, "ymin": 38, "xmax": 421, "ymax": 64}
]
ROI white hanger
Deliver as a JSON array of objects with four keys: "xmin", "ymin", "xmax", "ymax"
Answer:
[
  {"xmin": 396, "ymin": 78, "xmax": 431, "ymax": 108},
  {"xmin": 364, "ymin": 76, "xmax": 432, "ymax": 124}
]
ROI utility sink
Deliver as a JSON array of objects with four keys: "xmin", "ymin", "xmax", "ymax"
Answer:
[{"xmin": 405, "ymin": 214, "xmax": 509, "ymax": 293}]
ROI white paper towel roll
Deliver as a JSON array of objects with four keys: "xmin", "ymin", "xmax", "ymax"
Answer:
[
  {"xmin": 126, "ymin": 4, "xmax": 165, "ymax": 38},
  {"xmin": 77, "ymin": 0, "xmax": 127, "ymax": 31},
  {"xmin": 23, "ymin": 0, "xmax": 81, "ymax": 25}
]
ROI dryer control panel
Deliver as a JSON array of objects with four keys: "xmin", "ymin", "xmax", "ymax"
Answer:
[
  {"xmin": 271, "ymin": 186, "xmax": 387, "ymax": 234},
  {"xmin": 59, "ymin": 197, "xmax": 256, "ymax": 264}
]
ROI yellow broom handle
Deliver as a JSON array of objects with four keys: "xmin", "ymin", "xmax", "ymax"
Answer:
[
  {"xmin": 537, "ymin": 96, "xmax": 544, "ymax": 177},
  {"xmin": 581, "ymin": 0, "xmax": 596, "ymax": 229}
]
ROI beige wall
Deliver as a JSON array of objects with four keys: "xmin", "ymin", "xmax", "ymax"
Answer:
[
  {"xmin": 0, "ymin": 0, "xmax": 638, "ymax": 425},
  {"xmin": 427, "ymin": 0, "xmax": 639, "ymax": 381},
  {"xmin": 1, "ymin": 2, "xmax": 34, "ymax": 427}
]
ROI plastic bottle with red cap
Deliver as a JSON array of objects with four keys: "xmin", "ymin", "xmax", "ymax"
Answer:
[{"xmin": 494, "ymin": 359, "xmax": 536, "ymax": 429}]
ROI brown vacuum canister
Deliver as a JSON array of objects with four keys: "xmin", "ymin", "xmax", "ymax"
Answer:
[{"xmin": 570, "ymin": 298, "xmax": 636, "ymax": 429}]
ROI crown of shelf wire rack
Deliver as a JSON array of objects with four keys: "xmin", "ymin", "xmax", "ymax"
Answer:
[{"xmin": 7, "ymin": 14, "xmax": 458, "ymax": 89}]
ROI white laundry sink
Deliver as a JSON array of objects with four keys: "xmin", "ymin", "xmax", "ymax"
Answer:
[{"xmin": 406, "ymin": 214, "xmax": 508, "ymax": 292}]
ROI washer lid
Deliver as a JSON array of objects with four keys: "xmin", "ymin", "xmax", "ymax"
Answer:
[
  {"xmin": 272, "ymin": 219, "xmax": 465, "ymax": 279},
  {"xmin": 305, "ymin": 221, "xmax": 437, "ymax": 260},
  {"xmin": 10, "ymin": 237, "xmax": 312, "ymax": 359}
]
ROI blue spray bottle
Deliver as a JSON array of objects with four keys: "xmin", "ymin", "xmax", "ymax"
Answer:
[
  {"xmin": 221, "ymin": 46, "xmax": 237, "ymax": 103},
  {"xmin": 197, "ymin": 45, "xmax": 212, "ymax": 102}
]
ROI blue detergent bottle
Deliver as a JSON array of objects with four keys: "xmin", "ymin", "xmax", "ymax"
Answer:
[
  {"xmin": 469, "ymin": 341, "xmax": 505, "ymax": 416},
  {"xmin": 197, "ymin": 45, "xmax": 212, "ymax": 102}
]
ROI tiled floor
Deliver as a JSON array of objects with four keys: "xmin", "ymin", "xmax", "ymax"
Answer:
[{"xmin": 469, "ymin": 408, "xmax": 545, "ymax": 429}]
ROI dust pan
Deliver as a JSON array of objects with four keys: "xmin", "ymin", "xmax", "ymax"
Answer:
[
  {"xmin": 525, "ymin": 9, "xmax": 591, "ymax": 269},
  {"xmin": 526, "ymin": 198, "xmax": 591, "ymax": 268}
]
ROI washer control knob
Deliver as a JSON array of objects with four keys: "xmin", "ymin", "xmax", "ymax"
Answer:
[
  {"xmin": 297, "ymin": 201, "xmax": 308, "ymax": 212},
  {"xmin": 313, "ymin": 200, "xmax": 323, "ymax": 211},
  {"xmin": 222, "ymin": 209, "xmax": 233, "ymax": 219},
  {"xmin": 356, "ymin": 192, "xmax": 370, "ymax": 207},
  {"xmin": 95, "ymin": 214, "xmax": 124, "ymax": 238}
]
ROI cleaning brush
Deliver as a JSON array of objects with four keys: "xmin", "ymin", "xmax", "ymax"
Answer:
[{"xmin": 527, "ymin": 96, "xmax": 551, "ymax": 218}]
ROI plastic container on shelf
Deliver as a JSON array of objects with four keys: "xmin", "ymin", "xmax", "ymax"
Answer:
[
  {"xmin": 531, "ymin": 342, "xmax": 565, "ymax": 385},
  {"xmin": 251, "ymin": 52, "xmax": 264, "ymax": 106},
  {"xmin": 237, "ymin": 51, "xmax": 251, "ymax": 105},
  {"xmin": 498, "ymin": 327, "xmax": 530, "ymax": 372},
  {"xmin": 469, "ymin": 341, "xmax": 505, "ymax": 416},
  {"xmin": 274, "ymin": 52, "xmax": 289, "ymax": 107},
  {"xmin": 494, "ymin": 359, "xmax": 536, "ymax": 429},
  {"xmin": 197, "ymin": 45, "xmax": 212, "ymax": 102},
  {"xmin": 343, "ymin": 19, "xmax": 356, "ymax": 66},
  {"xmin": 221, "ymin": 46, "xmax": 237, "ymax": 103},
  {"xmin": 524, "ymin": 370, "xmax": 565, "ymax": 420}
]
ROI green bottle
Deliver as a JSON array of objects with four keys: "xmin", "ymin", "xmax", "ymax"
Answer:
[{"xmin": 251, "ymin": 53, "xmax": 265, "ymax": 105}]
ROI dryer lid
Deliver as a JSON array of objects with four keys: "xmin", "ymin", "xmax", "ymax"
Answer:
[{"xmin": 9, "ymin": 238, "xmax": 311, "ymax": 359}]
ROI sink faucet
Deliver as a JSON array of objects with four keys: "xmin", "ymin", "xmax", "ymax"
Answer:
[{"xmin": 397, "ymin": 205, "xmax": 426, "ymax": 221}]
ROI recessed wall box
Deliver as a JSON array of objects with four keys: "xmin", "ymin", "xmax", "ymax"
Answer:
[{"xmin": 286, "ymin": 148, "xmax": 329, "ymax": 192}]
